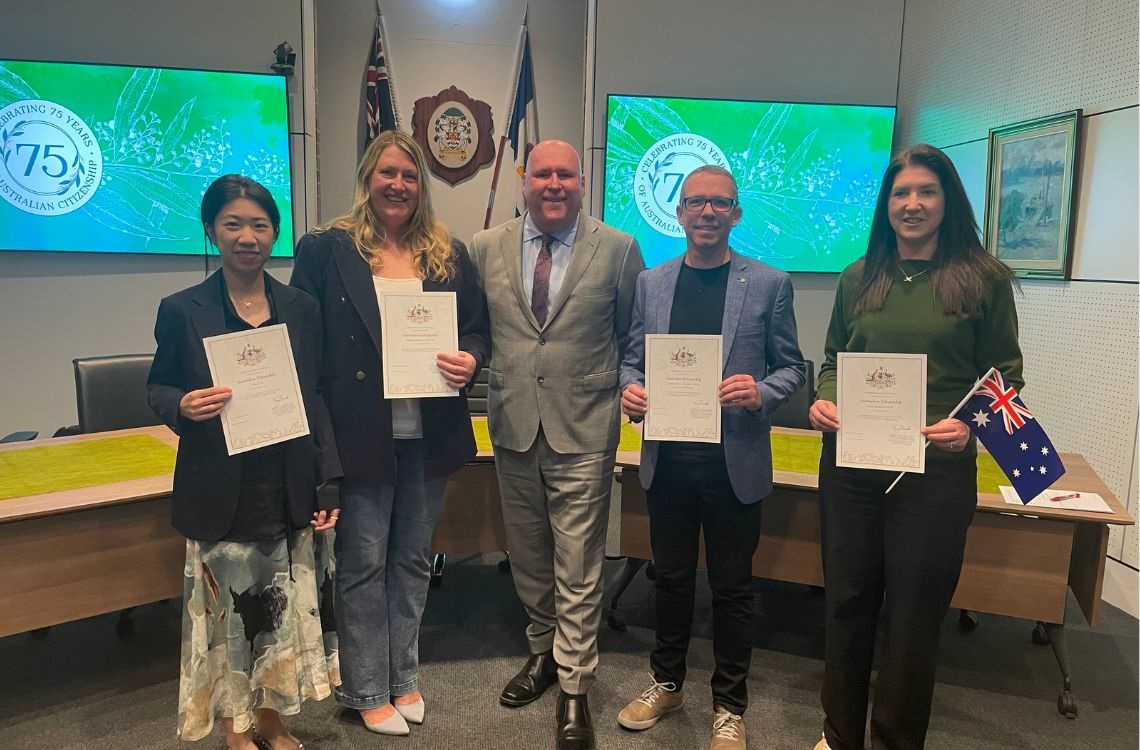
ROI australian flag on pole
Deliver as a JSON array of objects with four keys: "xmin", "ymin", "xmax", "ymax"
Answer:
[
  {"xmin": 364, "ymin": 11, "xmax": 399, "ymax": 148},
  {"xmin": 952, "ymin": 367, "xmax": 1065, "ymax": 503}
]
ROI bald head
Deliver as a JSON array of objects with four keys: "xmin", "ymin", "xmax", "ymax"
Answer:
[{"xmin": 524, "ymin": 139, "xmax": 586, "ymax": 234}]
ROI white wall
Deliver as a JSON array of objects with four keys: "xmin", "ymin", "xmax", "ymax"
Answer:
[
  {"xmin": 588, "ymin": 0, "xmax": 907, "ymax": 369},
  {"xmin": 897, "ymin": 0, "xmax": 1140, "ymax": 615},
  {"xmin": 313, "ymin": 0, "xmax": 587, "ymax": 238},
  {"xmin": 0, "ymin": 0, "xmax": 308, "ymax": 438},
  {"xmin": 0, "ymin": 0, "xmax": 584, "ymax": 438}
]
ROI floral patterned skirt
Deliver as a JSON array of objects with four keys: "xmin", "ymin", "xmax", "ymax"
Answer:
[{"xmin": 177, "ymin": 527, "xmax": 340, "ymax": 741}]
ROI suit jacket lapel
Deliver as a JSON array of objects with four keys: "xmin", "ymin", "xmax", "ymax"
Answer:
[
  {"xmin": 547, "ymin": 214, "xmax": 598, "ymax": 326},
  {"xmin": 188, "ymin": 272, "xmax": 229, "ymax": 342},
  {"xmin": 332, "ymin": 236, "xmax": 383, "ymax": 357},
  {"xmin": 721, "ymin": 251, "xmax": 749, "ymax": 369},
  {"xmin": 653, "ymin": 259, "xmax": 683, "ymax": 335},
  {"xmin": 495, "ymin": 219, "xmax": 536, "ymax": 327}
]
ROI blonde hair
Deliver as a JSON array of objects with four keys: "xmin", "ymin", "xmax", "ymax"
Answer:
[{"xmin": 324, "ymin": 130, "xmax": 455, "ymax": 281}]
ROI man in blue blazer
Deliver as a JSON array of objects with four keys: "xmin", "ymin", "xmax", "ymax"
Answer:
[{"xmin": 617, "ymin": 165, "xmax": 805, "ymax": 750}]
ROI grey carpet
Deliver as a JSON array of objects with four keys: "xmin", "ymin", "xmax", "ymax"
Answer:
[{"xmin": 0, "ymin": 554, "xmax": 1135, "ymax": 749}]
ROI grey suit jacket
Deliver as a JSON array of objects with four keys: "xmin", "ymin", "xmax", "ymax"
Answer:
[
  {"xmin": 470, "ymin": 213, "xmax": 644, "ymax": 454},
  {"xmin": 620, "ymin": 250, "xmax": 805, "ymax": 503}
]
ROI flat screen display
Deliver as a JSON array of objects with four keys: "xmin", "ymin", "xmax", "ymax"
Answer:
[
  {"xmin": 0, "ymin": 60, "xmax": 293, "ymax": 256},
  {"xmin": 603, "ymin": 94, "xmax": 896, "ymax": 272}
]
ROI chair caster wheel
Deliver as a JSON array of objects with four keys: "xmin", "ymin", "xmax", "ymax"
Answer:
[
  {"xmin": 1057, "ymin": 691, "xmax": 1078, "ymax": 719},
  {"xmin": 1031, "ymin": 623, "xmax": 1051, "ymax": 646},
  {"xmin": 430, "ymin": 553, "xmax": 445, "ymax": 587},
  {"xmin": 958, "ymin": 610, "xmax": 979, "ymax": 632},
  {"xmin": 607, "ymin": 612, "xmax": 627, "ymax": 632},
  {"xmin": 498, "ymin": 558, "xmax": 511, "ymax": 573}
]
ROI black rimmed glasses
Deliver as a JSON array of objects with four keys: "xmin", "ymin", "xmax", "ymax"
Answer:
[{"xmin": 680, "ymin": 196, "xmax": 737, "ymax": 213}]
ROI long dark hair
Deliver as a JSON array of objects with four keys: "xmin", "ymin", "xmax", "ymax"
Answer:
[
  {"xmin": 200, "ymin": 174, "xmax": 281, "ymax": 242},
  {"xmin": 854, "ymin": 144, "xmax": 1013, "ymax": 316}
]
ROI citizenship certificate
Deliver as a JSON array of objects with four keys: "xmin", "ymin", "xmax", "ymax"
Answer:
[
  {"xmin": 836, "ymin": 352, "xmax": 927, "ymax": 471},
  {"xmin": 644, "ymin": 334, "xmax": 722, "ymax": 444},
  {"xmin": 379, "ymin": 291, "xmax": 459, "ymax": 399},
  {"xmin": 202, "ymin": 323, "xmax": 310, "ymax": 456}
]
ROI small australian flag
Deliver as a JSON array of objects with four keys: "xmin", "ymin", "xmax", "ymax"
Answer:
[{"xmin": 952, "ymin": 367, "xmax": 1065, "ymax": 503}]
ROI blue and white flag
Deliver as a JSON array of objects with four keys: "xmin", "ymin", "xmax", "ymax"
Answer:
[
  {"xmin": 506, "ymin": 20, "xmax": 538, "ymax": 215},
  {"xmin": 952, "ymin": 367, "xmax": 1065, "ymax": 503},
  {"xmin": 364, "ymin": 7, "xmax": 401, "ymax": 148}
]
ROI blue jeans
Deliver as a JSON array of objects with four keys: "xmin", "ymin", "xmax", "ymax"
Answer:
[{"xmin": 333, "ymin": 439, "xmax": 448, "ymax": 709}]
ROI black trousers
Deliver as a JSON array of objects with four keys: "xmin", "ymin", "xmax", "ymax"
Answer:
[
  {"xmin": 646, "ymin": 445, "xmax": 763, "ymax": 715},
  {"xmin": 818, "ymin": 433, "xmax": 976, "ymax": 750}
]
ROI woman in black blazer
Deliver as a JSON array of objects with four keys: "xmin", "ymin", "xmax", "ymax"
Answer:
[
  {"xmin": 148, "ymin": 175, "xmax": 341, "ymax": 750},
  {"xmin": 290, "ymin": 130, "xmax": 488, "ymax": 735}
]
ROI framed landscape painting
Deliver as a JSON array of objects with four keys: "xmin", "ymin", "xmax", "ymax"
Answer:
[{"xmin": 983, "ymin": 110, "xmax": 1081, "ymax": 278}]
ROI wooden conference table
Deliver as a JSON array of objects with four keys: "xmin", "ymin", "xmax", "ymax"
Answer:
[{"xmin": 0, "ymin": 423, "xmax": 1132, "ymax": 716}]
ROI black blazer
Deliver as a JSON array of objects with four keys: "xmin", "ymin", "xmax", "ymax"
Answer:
[
  {"xmin": 147, "ymin": 272, "xmax": 342, "ymax": 541},
  {"xmin": 290, "ymin": 228, "xmax": 489, "ymax": 484}
]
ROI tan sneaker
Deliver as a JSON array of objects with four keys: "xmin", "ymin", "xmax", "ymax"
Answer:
[
  {"xmin": 710, "ymin": 706, "xmax": 746, "ymax": 750},
  {"xmin": 812, "ymin": 737, "xmax": 832, "ymax": 750},
  {"xmin": 617, "ymin": 677, "xmax": 684, "ymax": 730}
]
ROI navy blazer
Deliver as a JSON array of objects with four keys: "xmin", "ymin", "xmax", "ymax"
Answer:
[
  {"xmin": 289, "ymin": 228, "xmax": 489, "ymax": 484},
  {"xmin": 147, "ymin": 271, "xmax": 341, "ymax": 541},
  {"xmin": 620, "ymin": 251, "xmax": 806, "ymax": 503}
]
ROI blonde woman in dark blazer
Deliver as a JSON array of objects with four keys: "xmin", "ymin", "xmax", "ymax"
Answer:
[{"xmin": 290, "ymin": 130, "xmax": 488, "ymax": 736}]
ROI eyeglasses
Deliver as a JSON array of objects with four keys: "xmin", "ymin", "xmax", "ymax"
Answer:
[{"xmin": 680, "ymin": 196, "xmax": 737, "ymax": 213}]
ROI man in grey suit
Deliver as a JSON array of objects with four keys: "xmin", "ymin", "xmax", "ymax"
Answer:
[
  {"xmin": 469, "ymin": 140, "xmax": 644, "ymax": 750},
  {"xmin": 616, "ymin": 166, "xmax": 804, "ymax": 750}
]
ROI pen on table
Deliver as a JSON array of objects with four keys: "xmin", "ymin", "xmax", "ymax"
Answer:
[{"xmin": 1050, "ymin": 492, "xmax": 1080, "ymax": 502}]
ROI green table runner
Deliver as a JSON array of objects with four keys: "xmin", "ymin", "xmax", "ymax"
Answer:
[
  {"xmin": 0, "ymin": 428, "xmax": 1007, "ymax": 504},
  {"xmin": 0, "ymin": 435, "xmax": 176, "ymax": 502},
  {"xmin": 475, "ymin": 422, "xmax": 1005, "ymax": 493}
]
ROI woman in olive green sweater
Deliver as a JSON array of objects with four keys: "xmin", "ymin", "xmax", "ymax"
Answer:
[{"xmin": 808, "ymin": 145, "xmax": 1022, "ymax": 750}]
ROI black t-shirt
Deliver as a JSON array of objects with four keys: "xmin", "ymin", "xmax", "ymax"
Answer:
[{"xmin": 664, "ymin": 261, "xmax": 730, "ymax": 464}]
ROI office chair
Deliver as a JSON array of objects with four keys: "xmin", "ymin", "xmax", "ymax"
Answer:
[
  {"xmin": 73, "ymin": 354, "xmax": 162, "ymax": 433},
  {"xmin": 69, "ymin": 354, "xmax": 163, "ymax": 635}
]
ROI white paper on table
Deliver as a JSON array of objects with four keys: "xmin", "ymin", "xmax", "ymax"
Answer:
[
  {"xmin": 644, "ymin": 334, "xmax": 722, "ymax": 444},
  {"xmin": 999, "ymin": 486, "xmax": 1113, "ymax": 513},
  {"xmin": 836, "ymin": 352, "xmax": 927, "ymax": 472},
  {"xmin": 202, "ymin": 323, "xmax": 310, "ymax": 456},
  {"xmin": 379, "ymin": 291, "xmax": 459, "ymax": 399}
]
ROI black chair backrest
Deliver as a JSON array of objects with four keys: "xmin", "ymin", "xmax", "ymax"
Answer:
[
  {"xmin": 74, "ymin": 354, "xmax": 161, "ymax": 433},
  {"xmin": 0, "ymin": 431, "xmax": 38, "ymax": 443},
  {"xmin": 467, "ymin": 367, "xmax": 489, "ymax": 416},
  {"xmin": 770, "ymin": 359, "xmax": 815, "ymax": 430}
]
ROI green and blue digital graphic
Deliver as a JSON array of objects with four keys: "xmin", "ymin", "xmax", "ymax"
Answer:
[
  {"xmin": 603, "ymin": 95, "xmax": 895, "ymax": 272},
  {"xmin": 0, "ymin": 60, "xmax": 293, "ymax": 256}
]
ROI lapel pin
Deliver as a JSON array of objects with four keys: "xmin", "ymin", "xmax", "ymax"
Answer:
[{"xmin": 738, "ymin": 277, "xmax": 746, "ymax": 283}]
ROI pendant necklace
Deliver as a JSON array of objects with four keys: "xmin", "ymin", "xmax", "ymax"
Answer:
[{"xmin": 897, "ymin": 263, "xmax": 931, "ymax": 283}]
